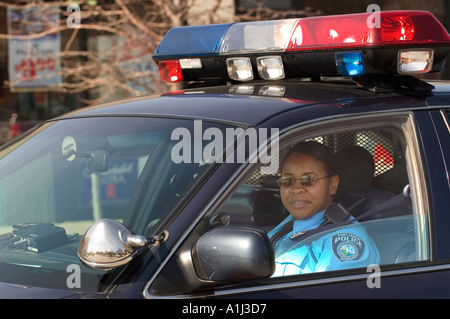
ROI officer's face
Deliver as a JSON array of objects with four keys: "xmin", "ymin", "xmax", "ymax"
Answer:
[{"xmin": 280, "ymin": 153, "xmax": 339, "ymax": 220}]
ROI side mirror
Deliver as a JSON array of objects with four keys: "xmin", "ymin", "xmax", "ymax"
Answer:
[
  {"xmin": 192, "ymin": 226, "xmax": 274, "ymax": 283},
  {"xmin": 78, "ymin": 219, "xmax": 159, "ymax": 271}
]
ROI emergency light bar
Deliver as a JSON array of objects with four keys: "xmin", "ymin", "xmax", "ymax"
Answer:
[{"xmin": 153, "ymin": 10, "xmax": 450, "ymax": 83}]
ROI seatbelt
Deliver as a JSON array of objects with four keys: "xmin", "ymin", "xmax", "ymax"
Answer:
[{"xmin": 269, "ymin": 220, "xmax": 294, "ymax": 245}]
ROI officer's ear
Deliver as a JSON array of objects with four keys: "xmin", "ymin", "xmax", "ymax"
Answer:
[{"xmin": 329, "ymin": 174, "xmax": 339, "ymax": 196}]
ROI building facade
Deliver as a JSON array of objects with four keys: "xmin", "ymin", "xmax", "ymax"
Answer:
[{"xmin": 0, "ymin": 0, "xmax": 448, "ymax": 143}]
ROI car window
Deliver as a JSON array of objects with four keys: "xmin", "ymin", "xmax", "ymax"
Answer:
[
  {"xmin": 149, "ymin": 113, "xmax": 430, "ymax": 296},
  {"xmin": 0, "ymin": 117, "xmax": 227, "ymax": 293},
  {"xmin": 221, "ymin": 124, "xmax": 427, "ymax": 274}
]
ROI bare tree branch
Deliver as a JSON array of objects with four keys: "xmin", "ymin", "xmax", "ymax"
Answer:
[{"xmin": 1, "ymin": 0, "xmax": 321, "ymax": 105}]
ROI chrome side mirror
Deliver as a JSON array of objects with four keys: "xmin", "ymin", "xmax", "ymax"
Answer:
[{"xmin": 78, "ymin": 219, "xmax": 164, "ymax": 271}]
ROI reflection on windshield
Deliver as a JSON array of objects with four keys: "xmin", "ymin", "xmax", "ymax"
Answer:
[{"xmin": 0, "ymin": 116, "xmax": 227, "ymax": 293}]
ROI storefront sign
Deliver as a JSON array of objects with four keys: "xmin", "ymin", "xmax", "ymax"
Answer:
[{"xmin": 7, "ymin": 6, "xmax": 61, "ymax": 91}]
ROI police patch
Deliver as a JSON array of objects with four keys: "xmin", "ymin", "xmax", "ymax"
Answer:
[{"xmin": 331, "ymin": 233, "xmax": 365, "ymax": 262}]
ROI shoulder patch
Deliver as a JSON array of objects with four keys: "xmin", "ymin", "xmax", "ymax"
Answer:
[{"xmin": 331, "ymin": 233, "xmax": 365, "ymax": 262}]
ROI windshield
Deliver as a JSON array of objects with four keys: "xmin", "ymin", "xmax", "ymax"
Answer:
[{"xmin": 0, "ymin": 116, "xmax": 228, "ymax": 293}]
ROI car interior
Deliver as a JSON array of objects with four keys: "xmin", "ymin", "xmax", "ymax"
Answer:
[
  {"xmin": 216, "ymin": 128, "xmax": 421, "ymax": 267},
  {"xmin": 150, "ymin": 125, "xmax": 428, "ymax": 295}
]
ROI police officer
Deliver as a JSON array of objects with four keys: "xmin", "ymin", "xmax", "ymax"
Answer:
[{"xmin": 268, "ymin": 141, "xmax": 380, "ymax": 276}]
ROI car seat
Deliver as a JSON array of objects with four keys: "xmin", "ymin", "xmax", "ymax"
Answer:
[{"xmin": 334, "ymin": 145, "xmax": 400, "ymax": 218}]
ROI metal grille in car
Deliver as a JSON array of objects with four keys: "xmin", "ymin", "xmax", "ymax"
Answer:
[{"xmin": 246, "ymin": 129, "xmax": 402, "ymax": 185}]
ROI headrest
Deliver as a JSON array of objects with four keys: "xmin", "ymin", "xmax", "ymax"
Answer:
[{"xmin": 335, "ymin": 145, "xmax": 375, "ymax": 194}]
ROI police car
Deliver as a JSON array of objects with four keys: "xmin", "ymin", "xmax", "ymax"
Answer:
[{"xmin": 0, "ymin": 10, "xmax": 449, "ymax": 300}]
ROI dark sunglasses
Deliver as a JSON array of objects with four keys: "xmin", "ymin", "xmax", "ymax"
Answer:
[{"xmin": 277, "ymin": 175, "xmax": 329, "ymax": 188}]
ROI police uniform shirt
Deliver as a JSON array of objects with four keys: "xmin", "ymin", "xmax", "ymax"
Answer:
[{"xmin": 268, "ymin": 210, "xmax": 380, "ymax": 277}]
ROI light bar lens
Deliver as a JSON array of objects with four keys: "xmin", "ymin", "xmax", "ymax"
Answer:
[
  {"xmin": 220, "ymin": 19, "xmax": 297, "ymax": 54},
  {"xmin": 381, "ymin": 15, "xmax": 414, "ymax": 42},
  {"xmin": 288, "ymin": 11, "xmax": 450, "ymax": 51},
  {"xmin": 289, "ymin": 15, "xmax": 371, "ymax": 50},
  {"xmin": 154, "ymin": 23, "xmax": 232, "ymax": 58},
  {"xmin": 335, "ymin": 52, "xmax": 365, "ymax": 76},
  {"xmin": 257, "ymin": 56, "xmax": 285, "ymax": 80},
  {"xmin": 398, "ymin": 50, "xmax": 434, "ymax": 74},
  {"xmin": 226, "ymin": 58, "xmax": 253, "ymax": 81},
  {"xmin": 179, "ymin": 58, "xmax": 202, "ymax": 69},
  {"xmin": 158, "ymin": 60, "xmax": 183, "ymax": 82}
]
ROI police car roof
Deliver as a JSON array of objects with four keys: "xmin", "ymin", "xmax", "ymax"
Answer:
[
  {"xmin": 61, "ymin": 79, "xmax": 450, "ymax": 127},
  {"xmin": 62, "ymin": 11, "xmax": 450, "ymax": 127}
]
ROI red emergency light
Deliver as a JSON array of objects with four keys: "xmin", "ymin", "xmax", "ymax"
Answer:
[
  {"xmin": 287, "ymin": 11, "xmax": 450, "ymax": 51},
  {"xmin": 157, "ymin": 60, "xmax": 183, "ymax": 83}
]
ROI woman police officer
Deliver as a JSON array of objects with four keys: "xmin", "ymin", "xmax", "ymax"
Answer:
[{"xmin": 268, "ymin": 141, "xmax": 380, "ymax": 276}]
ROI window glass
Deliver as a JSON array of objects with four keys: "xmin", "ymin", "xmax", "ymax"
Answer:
[{"xmin": 0, "ymin": 117, "xmax": 228, "ymax": 292}]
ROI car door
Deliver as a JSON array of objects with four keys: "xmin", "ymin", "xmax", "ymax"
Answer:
[{"xmin": 144, "ymin": 109, "xmax": 450, "ymax": 299}]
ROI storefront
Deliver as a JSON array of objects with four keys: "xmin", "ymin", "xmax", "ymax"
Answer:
[{"xmin": 0, "ymin": 0, "xmax": 448, "ymax": 144}]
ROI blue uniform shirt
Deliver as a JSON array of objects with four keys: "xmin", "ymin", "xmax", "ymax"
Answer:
[{"xmin": 267, "ymin": 210, "xmax": 380, "ymax": 277}]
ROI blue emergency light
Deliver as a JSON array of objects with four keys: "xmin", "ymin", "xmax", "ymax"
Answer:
[
  {"xmin": 153, "ymin": 11, "xmax": 450, "ymax": 83},
  {"xmin": 335, "ymin": 52, "xmax": 365, "ymax": 76},
  {"xmin": 154, "ymin": 23, "xmax": 233, "ymax": 58}
]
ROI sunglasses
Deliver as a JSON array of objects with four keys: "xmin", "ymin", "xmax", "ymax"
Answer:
[{"xmin": 277, "ymin": 175, "xmax": 330, "ymax": 188}]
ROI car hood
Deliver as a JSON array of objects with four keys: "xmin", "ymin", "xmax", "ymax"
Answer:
[{"xmin": 0, "ymin": 282, "xmax": 105, "ymax": 299}]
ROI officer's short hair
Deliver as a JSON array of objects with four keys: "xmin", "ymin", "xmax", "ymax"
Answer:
[{"xmin": 282, "ymin": 141, "xmax": 337, "ymax": 176}]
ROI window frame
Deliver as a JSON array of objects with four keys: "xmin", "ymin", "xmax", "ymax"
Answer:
[{"xmin": 144, "ymin": 111, "xmax": 432, "ymax": 298}]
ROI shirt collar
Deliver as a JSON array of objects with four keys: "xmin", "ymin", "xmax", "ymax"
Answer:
[{"xmin": 292, "ymin": 210, "xmax": 326, "ymax": 235}]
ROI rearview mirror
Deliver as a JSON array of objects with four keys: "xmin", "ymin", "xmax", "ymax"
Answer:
[
  {"xmin": 192, "ymin": 226, "xmax": 274, "ymax": 283},
  {"xmin": 62, "ymin": 136, "xmax": 110, "ymax": 172}
]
